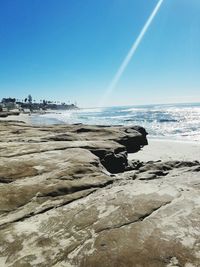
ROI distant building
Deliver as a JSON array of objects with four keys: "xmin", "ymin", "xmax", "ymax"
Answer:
[
  {"xmin": 1, "ymin": 96, "xmax": 78, "ymax": 112},
  {"xmin": 1, "ymin": 98, "xmax": 16, "ymax": 110}
]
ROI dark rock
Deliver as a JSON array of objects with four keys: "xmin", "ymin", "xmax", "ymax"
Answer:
[
  {"xmin": 118, "ymin": 126, "xmax": 148, "ymax": 153},
  {"xmin": 0, "ymin": 111, "xmax": 20, "ymax": 117},
  {"xmin": 101, "ymin": 152, "xmax": 128, "ymax": 173},
  {"xmin": 126, "ymin": 160, "xmax": 144, "ymax": 171}
]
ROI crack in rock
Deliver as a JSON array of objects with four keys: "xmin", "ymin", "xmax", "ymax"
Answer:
[
  {"xmin": 0, "ymin": 189, "xmax": 97, "ymax": 229},
  {"xmin": 96, "ymin": 200, "xmax": 173, "ymax": 234}
]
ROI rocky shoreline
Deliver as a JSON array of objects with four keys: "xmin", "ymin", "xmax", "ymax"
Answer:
[
  {"xmin": 0, "ymin": 111, "xmax": 20, "ymax": 118},
  {"xmin": 0, "ymin": 121, "xmax": 200, "ymax": 267}
]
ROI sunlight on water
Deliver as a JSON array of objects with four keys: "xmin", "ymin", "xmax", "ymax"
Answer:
[{"xmin": 31, "ymin": 103, "xmax": 200, "ymax": 142}]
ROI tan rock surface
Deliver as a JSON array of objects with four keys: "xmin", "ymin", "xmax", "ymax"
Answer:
[{"xmin": 0, "ymin": 121, "xmax": 199, "ymax": 267}]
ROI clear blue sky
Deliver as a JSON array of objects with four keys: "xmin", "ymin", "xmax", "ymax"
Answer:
[{"xmin": 0, "ymin": 0, "xmax": 200, "ymax": 107}]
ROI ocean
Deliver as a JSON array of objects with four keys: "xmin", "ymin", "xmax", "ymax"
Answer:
[{"xmin": 30, "ymin": 103, "xmax": 200, "ymax": 142}]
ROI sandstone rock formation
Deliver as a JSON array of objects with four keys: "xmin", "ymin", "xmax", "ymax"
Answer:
[
  {"xmin": 0, "ymin": 111, "xmax": 20, "ymax": 118},
  {"xmin": 0, "ymin": 121, "xmax": 199, "ymax": 267}
]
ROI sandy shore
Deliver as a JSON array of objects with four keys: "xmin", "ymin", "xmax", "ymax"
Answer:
[
  {"xmin": 0, "ymin": 113, "xmax": 31, "ymax": 123},
  {"xmin": 129, "ymin": 138, "xmax": 200, "ymax": 162}
]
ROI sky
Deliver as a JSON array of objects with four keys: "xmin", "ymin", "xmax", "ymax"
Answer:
[{"xmin": 0, "ymin": 0, "xmax": 200, "ymax": 107}]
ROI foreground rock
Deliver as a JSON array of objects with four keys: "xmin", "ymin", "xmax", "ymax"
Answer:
[
  {"xmin": 0, "ymin": 121, "xmax": 200, "ymax": 267},
  {"xmin": 0, "ymin": 111, "xmax": 20, "ymax": 118}
]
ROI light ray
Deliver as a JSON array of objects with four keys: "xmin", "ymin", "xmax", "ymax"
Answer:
[{"xmin": 100, "ymin": 0, "xmax": 164, "ymax": 106}]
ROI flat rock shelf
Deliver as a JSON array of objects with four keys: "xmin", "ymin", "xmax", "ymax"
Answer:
[{"xmin": 0, "ymin": 121, "xmax": 200, "ymax": 267}]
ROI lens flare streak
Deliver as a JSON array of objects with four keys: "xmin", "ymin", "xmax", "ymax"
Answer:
[{"xmin": 100, "ymin": 0, "xmax": 164, "ymax": 106}]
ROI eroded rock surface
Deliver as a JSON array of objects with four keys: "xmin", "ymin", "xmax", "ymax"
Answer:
[{"xmin": 0, "ymin": 121, "xmax": 200, "ymax": 267}]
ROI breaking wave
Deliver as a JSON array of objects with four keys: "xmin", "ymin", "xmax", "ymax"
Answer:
[{"xmin": 31, "ymin": 103, "xmax": 200, "ymax": 142}]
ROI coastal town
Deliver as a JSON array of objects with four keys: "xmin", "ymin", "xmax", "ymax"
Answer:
[{"xmin": 0, "ymin": 95, "xmax": 78, "ymax": 117}]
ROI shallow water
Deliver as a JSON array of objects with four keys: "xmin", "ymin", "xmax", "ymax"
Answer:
[{"xmin": 30, "ymin": 103, "xmax": 200, "ymax": 142}]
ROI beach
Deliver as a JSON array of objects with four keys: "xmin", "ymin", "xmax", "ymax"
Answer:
[
  {"xmin": 129, "ymin": 138, "xmax": 200, "ymax": 162},
  {"xmin": 1, "ymin": 0, "xmax": 199, "ymax": 265}
]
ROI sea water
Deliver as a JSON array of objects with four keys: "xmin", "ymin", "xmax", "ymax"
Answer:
[{"xmin": 30, "ymin": 103, "xmax": 200, "ymax": 142}]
